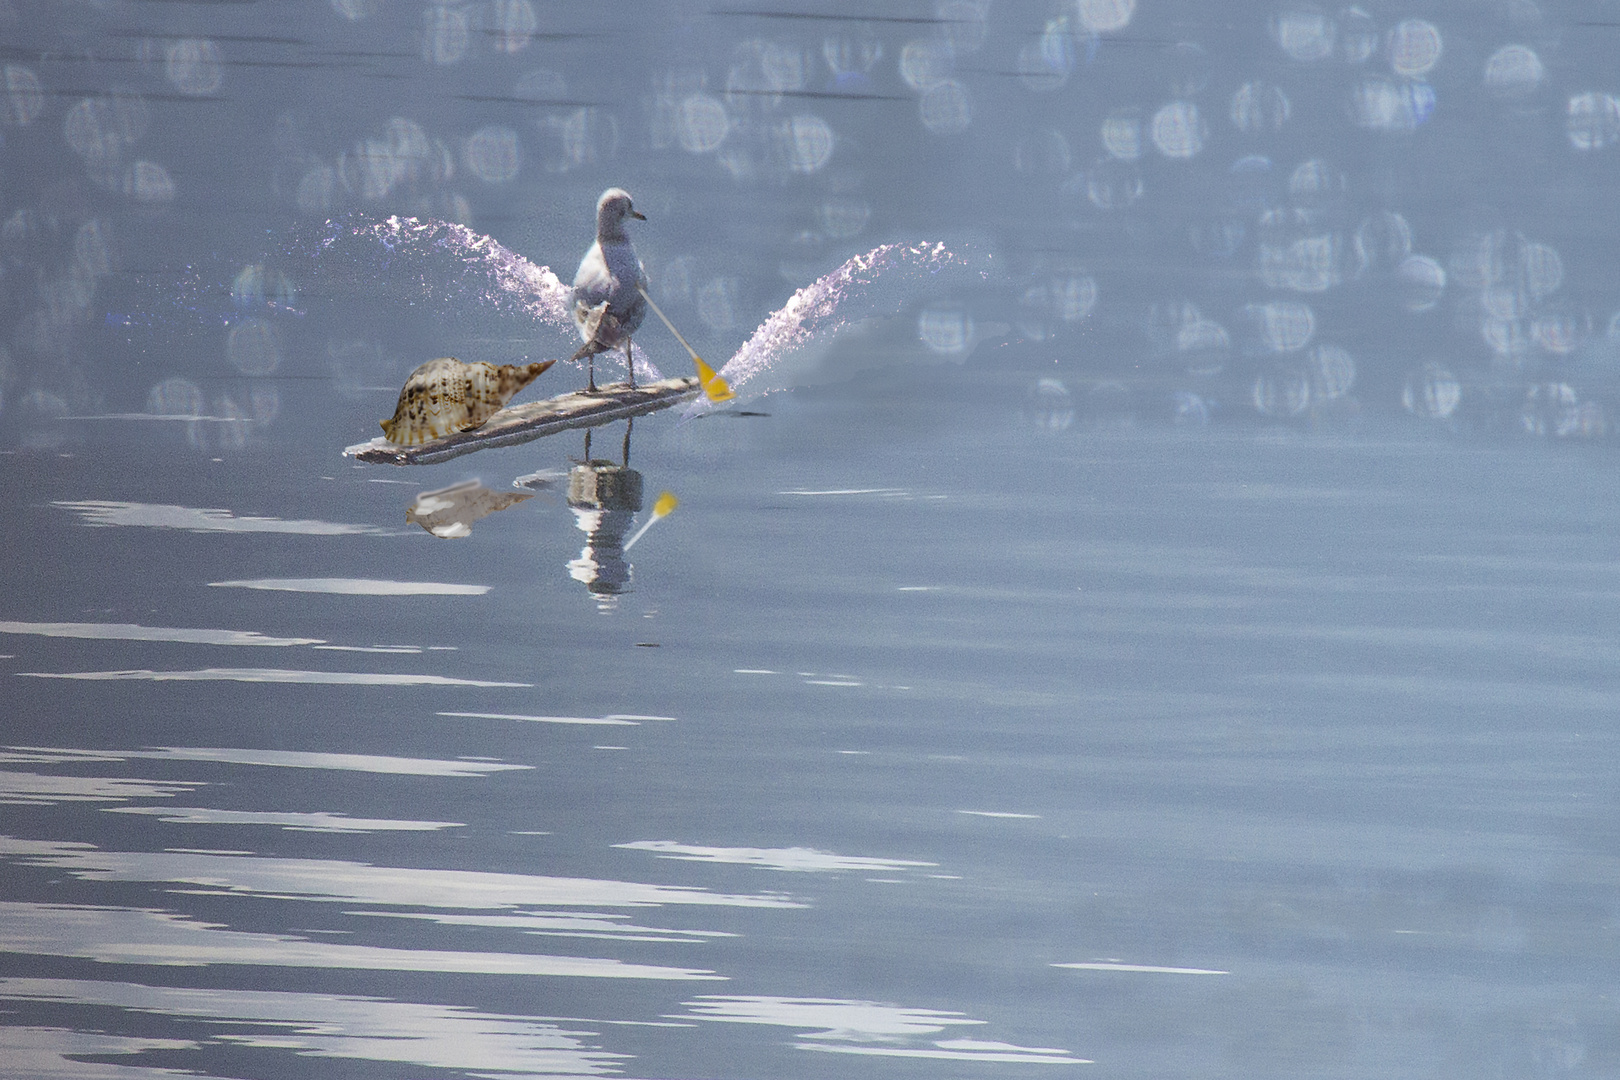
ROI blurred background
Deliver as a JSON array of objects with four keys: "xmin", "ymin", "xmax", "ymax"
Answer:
[{"xmin": 5, "ymin": 0, "xmax": 1620, "ymax": 443}]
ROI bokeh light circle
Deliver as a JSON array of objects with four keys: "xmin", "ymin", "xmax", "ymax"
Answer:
[
  {"xmin": 226, "ymin": 317, "xmax": 281, "ymax": 375},
  {"xmin": 1567, "ymin": 92, "xmax": 1620, "ymax": 150},
  {"xmin": 1231, "ymin": 81, "xmax": 1291, "ymax": 134},
  {"xmin": 780, "ymin": 114, "xmax": 834, "ymax": 173},
  {"xmin": 1402, "ymin": 364, "xmax": 1460, "ymax": 419},
  {"xmin": 1387, "ymin": 19, "xmax": 1442, "ymax": 77},
  {"xmin": 1151, "ymin": 100, "xmax": 1205, "ymax": 158},
  {"xmin": 1101, "ymin": 110, "xmax": 1143, "ymax": 159},
  {"xmin": 920, "ymin": 79, "xmax": 972, "ymax": 133},
  {"xmin": 464, "ymin": 125, "xmax": 521, "ymax": 183},
  {"xmin": 1396, "ymin": 255, "xmax": 1445, "ymax": 312},
  {"xmin": 677, "ymin": 94, "xmax": 729, "ymax": 153},
  {"xmin": 1483, "ymin": 45, "xmax": 1543, "ymax": 98},
  {"xmin": 1272, "ymin": 7, "xmax": 1336, "ymax": 62},
  {"xmin": 165, "ymin": 38, "xmax": 223, "ymax": 96},
  {"xmin": 1077, "ymin": 0, "xmax": 1136, "ymax": 34}
]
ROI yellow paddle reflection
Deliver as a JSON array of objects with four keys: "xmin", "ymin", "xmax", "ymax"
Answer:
[{"xmin": 623, "ymin": 491, "xmax": 678, "ymax": 551}]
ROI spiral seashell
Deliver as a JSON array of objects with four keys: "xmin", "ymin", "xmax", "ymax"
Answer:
[{"xmin": 380, "ymin": 357, "xmax": 555, "ymax": 445}]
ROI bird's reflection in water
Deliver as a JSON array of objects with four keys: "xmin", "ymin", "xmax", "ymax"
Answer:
[
  {"xmin": 406, "ymin": 480, "xmax": 533, "ymax": 538},
  {"xmin": 567, "ymin": 422, "xmax": 643, "ymax": 611}
]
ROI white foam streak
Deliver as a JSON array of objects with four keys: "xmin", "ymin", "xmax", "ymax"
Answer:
[
  {"xmin": 0, "ymin": 977, "xmax": 630, "ymax": 1077},
  {"xmin": 0, "ymin": 620, "xmax": 321, "ymax": 647},
  {"xmin": 19, "ymin": 668, "xmax": 530, "ymax": 686},
  {"xmin": 678, "ymin": 995, "xmax": 1086, "ymax": 1061},
  {"xmin": 0, "ymin": 902, "xmax": 721, "ymax": 979},
  {"xmin": 0, "ymin": 1024, "xmax": 195, "ymax": 1080},
  {"xmin": 680, "ymin": 995, "xmax": 982, "ymax": 1038},
  {"xmin": 102, "ymin": 807, "xmax": 464, "ymax": 833},
  {"xmin": 440, "ymin": 711, "xmax": 640, "ymax": 726},
  {"xmin": 349, "ymin": 910, "xmax": 735, "ymax": 944},
  {"xmin": 958, "ymin": 810, "xmax": 1041, "ymax": 819},
  {"xmin": 617, "ymin": 841, "xmax": 936, "ymax": 873},
  {"xmin": 0, "ymin": 770, "xmax": 199, "ymax": 806},
  {"xmin": 211, "ymin": 578, "xmax": 490, "ymax": 595},
  {"xmin": 797, "ymin": 1042, "xmax": 1089, "ymax": 1064},
  {"xmin": 110, "ymin": 746, "xmax": 527, "ymax": 777},
  {"xmin": 1054, "ymin": 961, "xmax": 1228, "ymax": 974},
  {"xmin": 0, "ymin": 837, "xmax": 804, "ymax": 910},
  {"xmin": 53, "ymin": 500, "xmax": 391, "ymax": 535}
]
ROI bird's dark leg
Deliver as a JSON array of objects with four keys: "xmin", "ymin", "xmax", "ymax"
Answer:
[
  {"xmin": 587, "ymin": 353, "xmax": 597, "ymax": 393},
  {"xmin": 621, "ymin": 417, "xmax": 633, "ymax": 466},
  {"xmin": 583, "ymin": 427, "xmax": 592, "ymax": 461},
  {"xmin": 625, "ymin": 337, "xmax": 636, "ymax": 389}
]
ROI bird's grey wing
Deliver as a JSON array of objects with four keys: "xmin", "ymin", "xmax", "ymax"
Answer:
[{"xmin": 572, "ymin": 243, "xmax": 613, "ymax": 302}]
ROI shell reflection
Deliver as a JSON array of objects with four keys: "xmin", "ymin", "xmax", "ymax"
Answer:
[
  {"xmin": 406, "ymin": 480, "xmax": 533, "ymax": 539},
  {"xmin": 380, "ymin": 357, "xmax": 555, "ymax": 445}
]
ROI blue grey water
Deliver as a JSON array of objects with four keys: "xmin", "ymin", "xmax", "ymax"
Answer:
[{"xmin": 2, "ymin": 1, "xmax": 1619, "ymax": 1077}]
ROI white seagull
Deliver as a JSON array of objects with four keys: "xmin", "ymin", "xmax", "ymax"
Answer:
[{"xmin": 571, "ymin": 187, "xmax": 648, "ymax": 392}]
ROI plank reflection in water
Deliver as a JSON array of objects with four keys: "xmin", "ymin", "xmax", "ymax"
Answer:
[{"xmin": 567, "ymin": 423, "xmax": 643, "ymax": 609}]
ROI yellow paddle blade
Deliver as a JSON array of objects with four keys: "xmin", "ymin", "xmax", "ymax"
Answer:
[{"xmin": 693, "ymin": 356, "xmax": 735, "ymax": 402}]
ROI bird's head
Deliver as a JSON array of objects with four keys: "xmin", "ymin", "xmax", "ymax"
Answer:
[{"xmin": 597, "ymin": 188, "xmax": 645, "ymax": 238}]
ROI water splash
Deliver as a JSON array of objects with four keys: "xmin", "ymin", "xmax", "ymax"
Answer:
[
  {"xmin": 314, "ymin": 215, "xmax": 662, "ymax": 381},
  {"xmin": 688, "ymin": 241, "xmax": 986, "ymax": 413},
  {"xmin": 348, "ymin": 215, "xmax": 575, "ymax": 333}
]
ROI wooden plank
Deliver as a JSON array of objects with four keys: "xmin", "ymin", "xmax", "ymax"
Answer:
[{"xmin": 344, "ymin": 376, "xmax": 701, "ymax": 466}]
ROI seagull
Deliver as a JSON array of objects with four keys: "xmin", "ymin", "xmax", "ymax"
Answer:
[{"xmin": 571, "ymin": 187, "xmax": 648, "ymax": 392}]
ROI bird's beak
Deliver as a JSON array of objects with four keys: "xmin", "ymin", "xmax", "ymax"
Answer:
[{"xmin": 630, "ymin": 208, "xmax": 647, "ymax": 220}]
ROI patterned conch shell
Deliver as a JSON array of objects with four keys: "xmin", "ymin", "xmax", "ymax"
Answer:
[{"xmin": 380, "ymin": 357, "xmax": 556, "ymax": 445}]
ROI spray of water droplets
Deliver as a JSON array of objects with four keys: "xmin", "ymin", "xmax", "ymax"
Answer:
[
  {"xmin": 293, "ymin": 213, "xmax": 660, "ymax": 375},
  {"xmin": 689, "ymin": 241, "xmax": 984, "ymax": 412},
  {"xmin": 349, "ymin": 215, "xmax": 575, "ymax": 332}
]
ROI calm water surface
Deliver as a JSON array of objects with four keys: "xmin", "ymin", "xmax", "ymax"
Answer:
[{"xmin": 3, "ymin": 0, "xmax": 1619, "ymax": 1077}]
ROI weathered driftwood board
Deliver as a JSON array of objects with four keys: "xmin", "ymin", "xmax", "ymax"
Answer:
[{"xmin": 344, "ymin": 376, "xmax": 700, "ymax": 466}]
